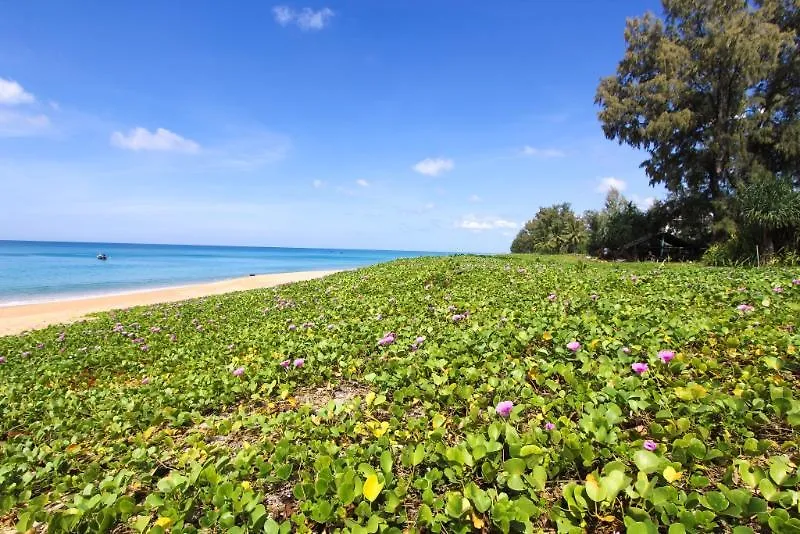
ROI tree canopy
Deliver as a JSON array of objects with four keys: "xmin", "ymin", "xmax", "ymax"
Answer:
[
  {"xmin": 595, "ymin": 0, "xmax": 799, "ymax": 213},
  {"xmin": 510, "ymin": 204, "xmax": 586, "ymax": 254}
]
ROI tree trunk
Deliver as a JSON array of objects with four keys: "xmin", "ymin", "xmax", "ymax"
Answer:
[{"xmin": 763, "ymin": 227, "xmax": 775, "ymax": 258}]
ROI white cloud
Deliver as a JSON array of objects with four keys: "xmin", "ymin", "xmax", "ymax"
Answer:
[
  {"xmin": 0, "ymin": 78, "xmax": 35, "ymax": 105},
  {"xmin": 413, "ymin": 157, "xmax": 454, "ymax": 176},
  {"xmin": 468, "ymin": 194, "xmax": 481, "ymax": 203},
  {"xmin": 312, "ymin": 179, "xmax": 325, "ymax": 188},
  {"xmin": 423, "ymin": 202, "xmax": 435, "ymax": 210},
  {"xmin": 456, "ymin": 215, "xmax": 518, "ymax": 232},
  {"xmin": 596, "ymin": 177, "xmax": 627, "ymax": 193},
  {"xmin": 631, "ymin": 194, "xmax": 656, "ymax": 210},
  {"xmin": 273, "ymin": 6, "xmax": 294, "ymax": 25},
  {"xmin": 273, "ymin": 6, "xmax": 334, "ymax": 30},
  {"xmin": 521, "ymin": 146, "xmax": 564, "ymax": 158},
  {"xmin": 110, "ymin": 127, "xmax": 200, "ymax": 153},
  {"xmin": 356, "ymin": 179, "xmax": 369, "ymax": 187},
  {"xmin": 0, "ymin": 110, "xmax": 50, "ymax": 137}
]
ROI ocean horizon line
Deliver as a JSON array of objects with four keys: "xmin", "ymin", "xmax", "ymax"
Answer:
[{"xmin": 0, "ymin": 239, "xmax": 458, "ymax": 256}]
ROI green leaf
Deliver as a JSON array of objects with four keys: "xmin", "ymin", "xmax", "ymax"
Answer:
[
  {"xmin": 412, "ymin": 444, "xmax": 425, "ymax": 466},
  {"xmin": 701, "ymin": 491, "xmax": 728, "ymax": 512},
  {"xmin": 584, "ymin": 475, "xmax": 606, "ymax": 502},
  {"xmin": 600, "ymin": 469, "xmax": 629, "ymax": 501},
  {"xmin": 507, "ymin": 474, "xmax": 526, "ymax": 491},
  {"xmin": 519, "ymin": 445, "xmax": 542, "ymax": 457},
  {"xmin": 769, "ymin": 456, "xmax": 790, "ymax": 485},
  {"xmin": 417, "ymin": 504, "xmax": 433, "ymax": 524},
  {"xmin": 624, "ymin": 516, "xmax": 657, "ymax": 534},
  {"xmin": 311, "ymin": 500, "xmax": 333, "ymax": 523},
  {"xmin": 503, "ymin": 458, "xmax": 526, "ymax": 476},
  {"xmin": 530, "ymin": 465, "xmax": 547, "ymax": 491},
  {"xmin": 758, "ymin": 478, "xmax": 779, "ymax": 502},
  {"xmin": 687, "ymin": 438, "xmax": 707, "ymax": 459},
  {"xmin": 445, "ymin": 493, "xmax": 470, "ymax": 518},
  {"xmin": 465, "ymin": 482, "xmax": 492, "ymax": 513},
  {"xmin": 380, "ymin": 450, "xmax": 392, "ymax": 475},
  {"xmin": 633, "ymin": 450, "xmax": 662, "ymax": 474}
]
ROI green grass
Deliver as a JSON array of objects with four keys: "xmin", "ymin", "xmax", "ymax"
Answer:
[{"xmin": 1, "ymin": 255, "xmax": 799, "ymax": 533}]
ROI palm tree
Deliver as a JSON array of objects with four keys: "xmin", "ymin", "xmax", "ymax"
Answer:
[{"xmin": 739, "ymin": 177, "xmax": 800, "ymax": 256}]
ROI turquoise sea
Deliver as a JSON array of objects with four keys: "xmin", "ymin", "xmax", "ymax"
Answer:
[{"xmin": 0, "ymin": 241, "xmax": 445, "ymax": 305}]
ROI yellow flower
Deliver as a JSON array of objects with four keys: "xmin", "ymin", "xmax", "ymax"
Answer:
[{"xmin": 542, "ymin": 331, "xmax": 553, "ymax": 341}]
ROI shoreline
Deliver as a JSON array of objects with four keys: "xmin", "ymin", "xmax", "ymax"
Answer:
[
  {"xmin": 0, "ymin": 275, "xmax": 303, "ymax": 308},
  {"xmin": 0, "ymin": 270, "xmax": 339, "ymax": 337}
]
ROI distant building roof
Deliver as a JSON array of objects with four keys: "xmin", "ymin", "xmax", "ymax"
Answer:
[{"xmin": 619, "ymin": 231, "xmax": 698, "ymax": 251}]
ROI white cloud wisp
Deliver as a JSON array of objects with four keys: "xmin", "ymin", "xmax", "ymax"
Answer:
[{"xmin": 110, "ymin": 127, "xmax": 200, "ymax": 153}]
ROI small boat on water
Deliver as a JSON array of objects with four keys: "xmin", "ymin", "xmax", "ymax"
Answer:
[{"xmin": 97, "ymin": 253, "xmax": 108, "ymax": 261}]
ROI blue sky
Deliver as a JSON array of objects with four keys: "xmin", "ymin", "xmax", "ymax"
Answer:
[{"xmin": 0, "ymin": 0, "xmax": 665, "ymax": 253}]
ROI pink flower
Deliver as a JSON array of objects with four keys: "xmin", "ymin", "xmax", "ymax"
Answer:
[
  {"xmin": 288, "ymin": 324, "xmax": 297, "ymax": 331},
  {"xmin": 280, "ymin": 359, "xmax": 291, "ymax": 368},
  {"xmin": 622, "ymin": 347, "xmax": 631, "ymax": 354},
  {"xmin": 566, "ymin": 341, "xmax": 581, "ymax": 352},
  {"xmin": 293, "ymin": 358, "xmax": 305, "ymax": 368},
  {"xmin": 169, "ymin": 334, "xmax": 177, "ymax": 342},
  {"xmin": 452, "ymin": 313, "xmax": 465, "ymax": 322},
  {"xmin": 377, "ymin": 332, "xmax": 396, "ymax": 346},
  {"xmin": 21, "ymin": 351, "xmax": 30, "ymax": 357},
  {"xmin": 643, "ymin": 440, "xmax": 657, "ymax": 451},
  {"xmin": 139, "ymin": 345, "xmax": 149, "ymax": 352},
  {"xmin": 737, "ymin": 304, "xmax": 754, "ymax": 313},
  {"xmin": 737, "ymin": 287, "xmax": 747, "ymax": 292},
  {"xmin": 631, "ymin": 362, "xmax": 649, "ymax": 375},
  {"xmin": 36, "ymin": 343, "xmax": 44, "ymax": 349},
  {"xmin": 150, "ymin": 326, "xmax": 162, "ymax": 333},
  {"xmin": 410, "ymin": 335, "xmax": 426, "ymax": 352},
  {"xmin": 658, "ymin": 350, "xmax": 675, "ymax": 363},
  {"xmin": 544, "ymin": 422, "xmax": 555, "ymax": 431},
  {"xmin": 547, "ymin": 293, "xmax": 557, "ymax": 301},
  {"xmin": 793, "ymin": 279, "xmax": 800, "ymax": 286},
  {"xmin": 232, "ymin": 366, "xmax": 245, "ymax": 377},
  {"xmin": 141, "ymin": 377, "xmax": 151, "ymax": 385},
  {"xmin": 774, "ymin": 286, "xmax": 784, "ymax": 293},
  {"xmin": 495, "ymin": 401, "xmax": 513, "ymax": 417},
  {"xmin": 590, "ymin": 294, "xmax": 598, "ymax": 301},
  {"xmin": 0, "ymin": 356, "xmax": 6, "ymax": 364}
]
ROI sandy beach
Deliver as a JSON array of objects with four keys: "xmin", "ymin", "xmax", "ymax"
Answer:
[{"xmin": 0, "ymin": 270, "xmax": 339, "ymax": 337}]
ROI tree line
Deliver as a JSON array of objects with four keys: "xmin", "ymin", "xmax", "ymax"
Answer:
[{"xmin": 513, "ymin": 0, "xmax": 800, "ymax": 265}]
